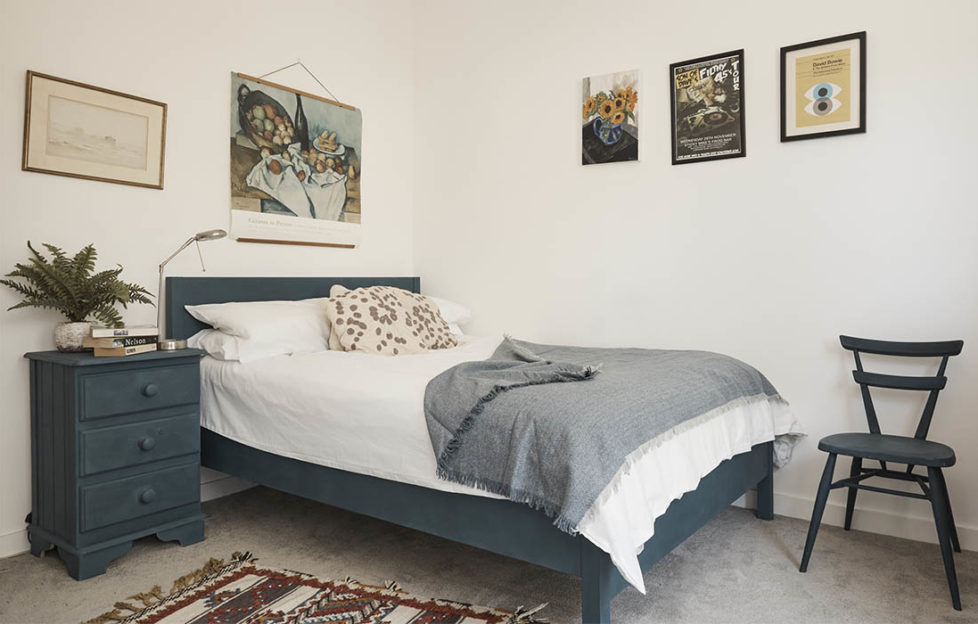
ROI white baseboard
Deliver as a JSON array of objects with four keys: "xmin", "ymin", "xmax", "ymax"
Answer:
[
  {"xmin": 201, "ymin": 475, "xmax": 254, "ymax": 502},
  {"xmin": 3, "ymin": 487, "xmax": 972, "ymax": 560},
  {"xmin": 735, "ymin": 490, "xmax": 977, "ymax": 551},
  {"xmin": 0, "ymin": 527, "xmax": 30, "ymax": 559}
]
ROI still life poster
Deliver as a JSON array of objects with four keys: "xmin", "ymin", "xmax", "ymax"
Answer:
[
  {"xmin": 781, "ymin": 32, "xmax": 866, "ymax": 141},
  {"xmin": 230, "ymin": 72, "xmax": 362, "ymax": 247},
  {"xmin": 582, "ymin": 70, "xmax": 639, "ymax": 165},
  {"xmin": 670, "ymin": 50, "xmax": 745, "ymax": 165}
]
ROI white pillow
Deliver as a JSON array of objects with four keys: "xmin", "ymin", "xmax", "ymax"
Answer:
[
  {"xmin": 426, "ymin": 295, "xmax": 472, "ymax": 326},
  {"xmin": 185, "ymin": 299, "xmax": 330, "ymax": 363},
  {"xmin": 187, "ymin": 329, "xmax": 240, "ymax": 361}
]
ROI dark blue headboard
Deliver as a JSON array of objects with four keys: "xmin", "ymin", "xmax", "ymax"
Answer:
[{"xmin": 165, "ymin": 276, "xmax": 421, "ymax": 339}]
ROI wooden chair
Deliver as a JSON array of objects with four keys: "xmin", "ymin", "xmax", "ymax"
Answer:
[{"xmin": 800, "ymin": 335, "xmax": 964, "ymax": 610}]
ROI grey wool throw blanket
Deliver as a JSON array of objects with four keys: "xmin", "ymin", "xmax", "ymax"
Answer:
[{"xmin": 425, "ymin": 337, "xmax": 786, "ymax": 534}]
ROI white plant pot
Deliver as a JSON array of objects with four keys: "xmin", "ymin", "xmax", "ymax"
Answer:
[{"xmin": 54, "ymin": 321, "xmax": 91, "ymax": 352}]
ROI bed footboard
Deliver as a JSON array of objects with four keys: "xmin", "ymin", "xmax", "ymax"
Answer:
[
  {"xmin": 201, "ymin": 429, "xmax": 773, "ymax": 624},
  {"xmin": 579, "ymin": 441, "xmax": 774, "ymax": 623}
]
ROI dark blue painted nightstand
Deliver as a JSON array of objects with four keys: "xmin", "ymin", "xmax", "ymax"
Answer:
[{"xmin": 24, "ymin": 348, "xmax": 206, "ymax": 580}]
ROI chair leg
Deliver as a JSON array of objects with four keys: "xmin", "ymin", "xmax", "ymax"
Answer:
[
  {"xmin": 844, "ymin": 456, "xmax": 861, "ymax": 531},
  {"xmin": 932, "ymin": 468, "xmax": 961, "ymax": 553},
  {"xmin": 927, "ymin": 467, "xmax": 961, "ymax": 611},
  {"xmin": 800, "ymin": 453, "xmax": 836, "ymax": 573}
]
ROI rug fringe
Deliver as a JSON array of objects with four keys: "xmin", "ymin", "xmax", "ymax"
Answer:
[
  {"xmin": 126, "ymin": 587, "xmax": 163, "ymax": 608},
  {"xmin": 80, "ymin": 552, "xmax": 256, "ymax": 624},
  {"xmin": 80, "ymin": 609, "xmax": 127, "ymax": 624},
  {"xmin": 506, "ymin": 603, "xmax": 549, "ymax": 623}
]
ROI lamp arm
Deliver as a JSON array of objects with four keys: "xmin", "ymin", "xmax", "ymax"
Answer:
[
  {"xmin": 158, "ymin": 237, "xmax": 196, "ymax": 272},
  {"xmin": 157, "ymin": 268, "xmax": 165, "ymax": 336},
  {"xmin": 157, "ymin": 236, "xmax": 194, "ymax": 337},
  {"xmin": 156, "ymin": 230, "xmax": 224, "ymax": 344}
]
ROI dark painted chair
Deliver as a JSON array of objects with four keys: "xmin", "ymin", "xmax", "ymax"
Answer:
[{"xmin": 800, "ymin": 335, "xmax": 964, "ymax": 611}]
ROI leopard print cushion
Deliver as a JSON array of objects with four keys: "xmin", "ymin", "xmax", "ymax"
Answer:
[{"xmin": 325, "ymin": 285, "xmax": 459, "ymax": 355}]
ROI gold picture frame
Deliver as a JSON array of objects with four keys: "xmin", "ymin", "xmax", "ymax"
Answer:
[{"xmin": 22, "ymin": 71, "xmax": 167, "ymax": 189}]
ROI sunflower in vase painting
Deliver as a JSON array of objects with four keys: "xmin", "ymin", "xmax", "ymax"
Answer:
[
  {"xmin": 582, "ymin": 70, "xmax": 639, "ymax": 165},
  {"xmin": 584, "ymin": 85, "xmax": 637, "ymax": 146}
]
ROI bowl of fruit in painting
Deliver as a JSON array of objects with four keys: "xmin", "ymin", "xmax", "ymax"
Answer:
[
  {"xmin": 313, "ymin": 129, "xmax": 345, "ymax": 156},
  {"xmin": 237, "ymin": 84, "xmax": 296, "ymax": 151}
]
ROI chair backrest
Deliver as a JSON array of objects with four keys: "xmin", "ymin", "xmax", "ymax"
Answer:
[{"xmin": 840, "ymin": 335, "xmax": 963, "ymax": 439}]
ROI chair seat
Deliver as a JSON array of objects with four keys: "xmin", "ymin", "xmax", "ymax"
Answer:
[{"xmin": 819, "ymin": 432, "xmax": 955, "ymax": 467}]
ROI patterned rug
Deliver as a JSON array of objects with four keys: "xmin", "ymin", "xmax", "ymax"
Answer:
[{"xmin": 82, "ymin": 552, "xmax": 547, "ymax": 624}]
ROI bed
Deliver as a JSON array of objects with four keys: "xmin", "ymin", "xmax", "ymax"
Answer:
[{"xmin": 167, "ymin": 275, "xmax": 795, "ymax": 623}]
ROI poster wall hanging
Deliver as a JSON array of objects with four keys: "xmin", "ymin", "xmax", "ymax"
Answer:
[
  {"xmin": 781, "ymin": 32, "xmax": 866, "ymax": 142},
  {"xmin": 230, "ymin": 72, "xmax": 362, "ymax": 248},
  {"xmin": 22, "ymin": 71, "xmax": 167, "ymax": 189},
  {"xmin": 581, "ymin": 69, "xmax": 639, "ymax": 165},
  {"xmin": 669, "ymin": 50, "xmax": 745, "ymax": 165}
]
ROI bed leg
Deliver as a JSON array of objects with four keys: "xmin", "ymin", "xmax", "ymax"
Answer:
[
  {"xmin": 756, "ymin": 442, "xmax": 774, "ymax": 520},
  {"xmin": 581, "ymin": 540, "xmax": 613, "ymax": 624}
]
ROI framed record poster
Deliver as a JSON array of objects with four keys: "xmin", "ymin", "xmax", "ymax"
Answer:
[
  {"xmin": 229, "ymin": 72, "xmax": 362, "ymax": 248},
  {"xmin": 670, "ymin": 50, "xmax": 745, "ymax": 165},
  {"xmin": 781, "ymin": 31, "xmax": 866, "ymax": 141}
]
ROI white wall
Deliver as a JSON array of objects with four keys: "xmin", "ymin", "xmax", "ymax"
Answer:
[
  {"xmin": 2, "ymin": 0, "xmax": 976, "ymax": 562},
  {"xmin": 413, "ymin": 0, "xmax": 978, "ymax": 548},
  {"xmin": 0, "ymin": 0, "xmax": 417, "ymax": 557}
]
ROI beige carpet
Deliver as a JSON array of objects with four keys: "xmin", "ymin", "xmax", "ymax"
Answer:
[{"xmin": 0, "ymin": 486, "xmax": 974, "ymax": 624}]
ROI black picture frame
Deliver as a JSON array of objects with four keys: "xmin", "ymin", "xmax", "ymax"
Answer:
[
  {"xmin": 780, "ymin": 31, "xmax": 866, "ymax": 142},
  {"xmin": 669, "ymin": 49, "xmax": 746, "ymax": 165}
]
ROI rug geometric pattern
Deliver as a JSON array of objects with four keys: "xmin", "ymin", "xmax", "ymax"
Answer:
[{"xmin": 82, "ymin": 553, "xmax": 547, "ymax": 624}]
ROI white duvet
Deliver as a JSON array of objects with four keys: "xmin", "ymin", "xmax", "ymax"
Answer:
[{"xmin": 199, "ymin": 335, "xmax": 802, "ymax": 592}]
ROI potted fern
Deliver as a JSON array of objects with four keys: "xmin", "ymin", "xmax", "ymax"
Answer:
[{"xmin": 0, "ymin": 242, "xmax": 154, "ymax": 352}]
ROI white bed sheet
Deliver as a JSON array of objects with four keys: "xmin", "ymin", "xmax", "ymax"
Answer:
[
  {"xmin": 199, "ymin": 335, "xmax": 801, "ymax": 593},
  {"xmin": 200, "ymin": 335, "xmax": 505, "ymax": 498}
]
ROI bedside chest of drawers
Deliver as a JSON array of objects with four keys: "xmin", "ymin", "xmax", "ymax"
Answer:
[{"xmin": 24, "ymin": 348, "xmax": 206, "ymax": 580}]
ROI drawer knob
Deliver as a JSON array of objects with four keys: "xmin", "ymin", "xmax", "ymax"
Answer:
[
  {"xmin": 142, "ymin": 383, "xmax": 159, "ymax": 397},
  {"xmin": 138, "ymin": 437, "xmax": 157, "ymax": 451},
  {"xmin": 139, "ymin": 488, "xmax": 157, "ymax": 504}
]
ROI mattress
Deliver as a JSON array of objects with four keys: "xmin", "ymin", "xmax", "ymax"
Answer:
[{"xmin": 199, "ymin": 335, "xmax": 802, "ymax": 592}]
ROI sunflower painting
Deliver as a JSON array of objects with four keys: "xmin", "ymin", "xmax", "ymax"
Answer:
[{"xmin": 582, "ymin": 70, "xmax": 639, "ymax": 165}]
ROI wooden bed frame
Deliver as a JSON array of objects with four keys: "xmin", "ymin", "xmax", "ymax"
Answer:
[{"xmin": 167, "ymin": 276, "xmax": 775, "ymax": 624}]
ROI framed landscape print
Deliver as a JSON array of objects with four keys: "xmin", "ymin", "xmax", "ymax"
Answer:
[
  {"xmin": 781, "ymin": 32, "xmax": 866, "ymax": 141},
  {"xmin": 229, "ymin": 72, "xmax": 362, "ymax": 248},
  {"xmin": 670, "ymin": 50, "xmax": 745, "ymax": 165},
  {"xmin": 22, "ymin": 71, "xmax": 167, "ymax": 189},
  {"xmin": 581, "ymin": 69, "xmax": 639, "ymax": 165}
]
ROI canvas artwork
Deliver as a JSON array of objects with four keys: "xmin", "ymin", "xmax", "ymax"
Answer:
[
  {"xmin": 22, "ymin": 72, "xmax": 167, "ymax": 189},
  {"xmin": 229, "ymin": 73, "xmax": 362, "ymax": 247},
  {"xmin": 582, "ymin": 70, "xmax": 639, "ymax": 165}
]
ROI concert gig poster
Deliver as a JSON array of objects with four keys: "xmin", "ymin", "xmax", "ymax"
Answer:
[{"xmin": 669, "ymin": 50, "xmax": 745, "ymax": 165}]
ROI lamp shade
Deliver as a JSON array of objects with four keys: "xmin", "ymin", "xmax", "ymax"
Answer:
[{"xmin": 194, "ymin": 229, "xmax": 227, "ymax": 241}]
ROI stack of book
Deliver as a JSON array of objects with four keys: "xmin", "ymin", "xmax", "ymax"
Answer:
[{"xmin": 84, "ymin": 325, "xmax": 159, "ymax": 357}]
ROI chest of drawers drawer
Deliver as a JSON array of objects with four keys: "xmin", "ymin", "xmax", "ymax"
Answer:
[
  {"xmin": 81, "ymin": 364, "xmax": 198, "ymax": 421},
  {"xmin": 80, "ymin": 411, "xmax": 200, "ymax": 476},
  {"xmin": 80, "ymin": 462, "xmax": 200, "ymax": 532}
]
